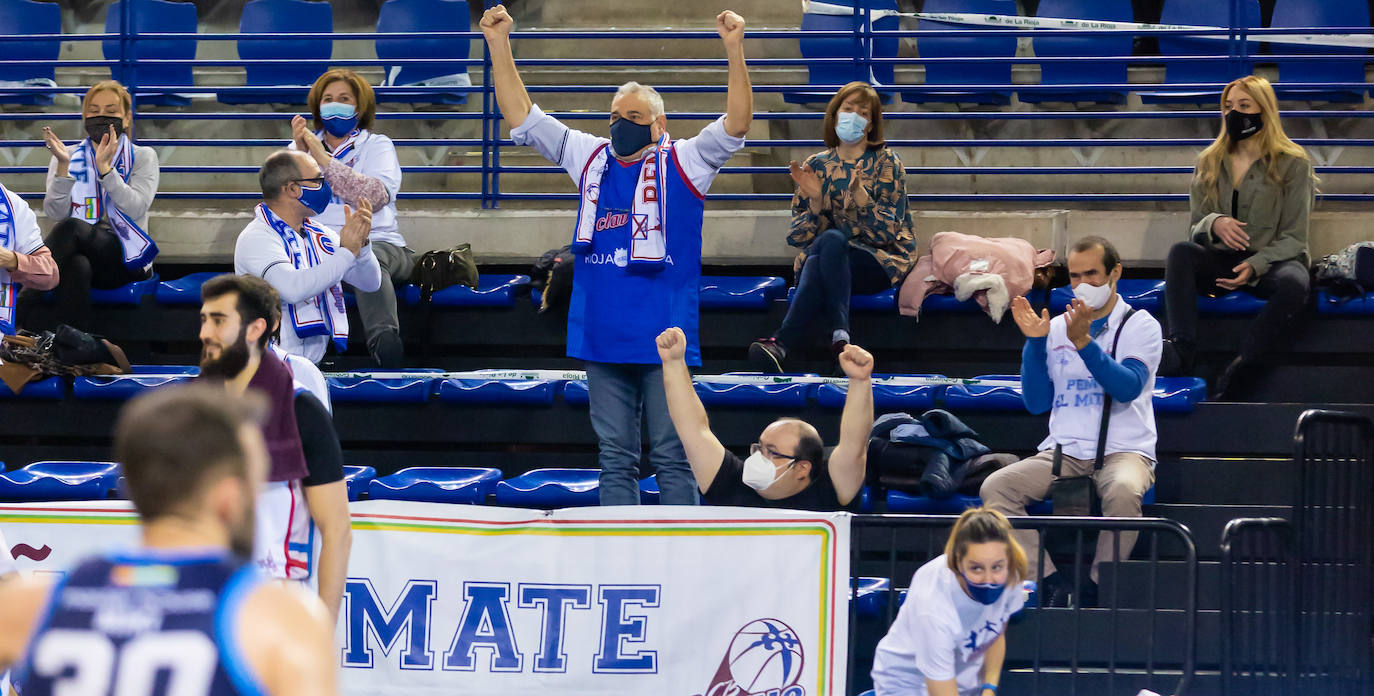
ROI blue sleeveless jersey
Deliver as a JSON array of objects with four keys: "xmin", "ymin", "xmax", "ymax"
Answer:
[
  {"xmin": 568, "ymin": 150, "xmax": 705, "ymax": 366},
  {"xmin": 15, "ymin": 550, "xmax": 266, "ymax": 696}
]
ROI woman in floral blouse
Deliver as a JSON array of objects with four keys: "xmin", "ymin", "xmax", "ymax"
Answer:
[{"xmin": 749, "ymin": 81, "xmax": 917, "ymax": 373}]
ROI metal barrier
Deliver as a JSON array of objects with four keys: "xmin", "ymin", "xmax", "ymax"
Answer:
[
  {"xmin": 1219, "ymin": 517, "xmax": 1298, "ymax": 696},
  {"xmin": 849, "ymin": 514, "xmax": 1197, "ymax": 696},
  {"xmin": 0, "ymin": 1, "xmax": 1372, "ymax": 204},
  {"xmin": 1292, "ymin": 410, "xmax": 1374, "ymax": 693}
]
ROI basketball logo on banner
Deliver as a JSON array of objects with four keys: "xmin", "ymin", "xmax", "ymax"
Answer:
[{"xmin": 696, "ymin": 618, "xmax": 806, "ymax": 696}]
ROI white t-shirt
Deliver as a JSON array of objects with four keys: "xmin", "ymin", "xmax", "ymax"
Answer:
[
  {"xmin": 234, "ymin": 206, "xmax": 382, "ymax": 363},
  {"xmin": 1, "ymin": 182, "xmax": 47, "ymax": 280},
  {"xmin": 289, "ymin": 129, "xmax": 405, "ymax": 248},
  {"xmin": 1038, "ymin": 295, "xmax": 1163, "ymax": 463},
  {"xmin": 272, "ymin": 343, "xmax": 332, "ymax": 414},
  {"xmin": 872, "ymin": 555, "xmax": 1028, "ymax": 696}
]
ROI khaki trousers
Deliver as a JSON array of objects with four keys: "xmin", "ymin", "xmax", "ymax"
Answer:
[{"xmin": 979, "ymin": 449, "xmax": 1155, "ymax": 582}]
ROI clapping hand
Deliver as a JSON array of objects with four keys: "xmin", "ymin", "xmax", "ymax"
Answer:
[
  {"xmin": 1010, "ymin": 296, "xmax": 1050, "ymax": 339},
  {"xmin": 338, "ymin": 199, "xmax": 373, "ymax": 256},
  {"xmin": 93, "ymin": 125, "xmax": 119, "ymax": 176},
  {"xmin": 789, "ymin": 160, "xmax": 823, "ymax": 203},
  {"xmin": 1063, "ymin": 298, "xmax": 1094, "ymax": 349},
  {"xmin": 847, "ymin": 168, "xmax": 871, "ymax": 207},
  {"xmin": 41, "ymin": 127, "xmax": 70, "ymax": 167}
]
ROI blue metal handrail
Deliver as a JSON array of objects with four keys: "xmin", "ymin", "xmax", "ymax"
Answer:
[{"xmin": 1, "ymin": 2, "xmax": 1371, "ymax": 207}]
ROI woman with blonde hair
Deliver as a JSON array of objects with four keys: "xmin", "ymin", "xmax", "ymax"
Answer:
[
  {"xmin": 40, "ymin": 80, "xmax": 159, "ymax": 330},
  {"xmin": 290, "ymin": 68, "xmax": 410, "ymax": 367},
  {"xmin": 749, "ymin": 81, "xmax": 916, "ymax": 373},
  {"xmin": 871, "ymin": 507, "xmax": 1031, "ymax": 696},
  {"xmin": 1162, "ymin": 75, "xmax": 1316, "ymax": 399}
]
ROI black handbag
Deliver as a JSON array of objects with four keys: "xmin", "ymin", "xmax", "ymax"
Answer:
[
  {"xmin": 409, "ymin": 243, "xmax": 479, "ymax": 302},
  {"xmin": 1045, "ymin": 309, "xmax": 1137, "ymax": 555}
]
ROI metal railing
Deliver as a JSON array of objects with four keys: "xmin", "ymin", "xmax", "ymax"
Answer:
[
  {"xmin": 1220, "ymin": 517, "xmax": 1298, "ymax": 696},
  {"xmin": 1, "ymin": 0, "xmax": 1372, "ymax": 205},
  {"xmin": 849, "ymin": 514, "xmax": 1197, "ymax": 696}
]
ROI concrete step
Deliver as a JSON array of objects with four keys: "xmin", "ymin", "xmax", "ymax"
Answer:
[
  {"xmin": 1156, "ymin": 457, "xmax": 1296, "ymax": 507},
  {"xmin": 1146, "ymin": 503, "xmax": 1292, "ymax": 560}
]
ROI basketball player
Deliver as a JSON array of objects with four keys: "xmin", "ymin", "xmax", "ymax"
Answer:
[{"xmin": 0, "ymin": 384, "xmax": 338, "ymax": 696}]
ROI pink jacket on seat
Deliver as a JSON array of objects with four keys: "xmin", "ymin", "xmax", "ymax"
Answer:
[{"xmin": 899, "ymin": 231, "xmax": 1055, "ymax": 321}]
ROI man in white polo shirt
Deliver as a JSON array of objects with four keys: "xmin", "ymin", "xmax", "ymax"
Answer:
[
  {"xmin": 981, "ymin": 235, "xmax": 1162, "ymax": 608},
  {"xmin": 235, "ymin": 149, "xmax": 382, "ymax": 364}
]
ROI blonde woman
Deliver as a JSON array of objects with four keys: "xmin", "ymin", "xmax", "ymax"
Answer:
[
  {"xmin": 871, "ymin": 508, "xmax": 1030, "ymax": 696},
  {"xmin": 749, "ymin": 81, "xmax": 916, "ymax": 374},
  {"xmin": 1163, "ymin": 75, "xmax": 1316, "ymax": 399},
  {"xmin": 41, "ymin": 80, "xmax": 159, "ymax": 330},
  {"xmin": 291, "ymin": 69, "xmax": 409, "ymax": 367}
]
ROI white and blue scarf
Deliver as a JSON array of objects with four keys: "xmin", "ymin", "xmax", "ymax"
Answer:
[
  {"xmin": 319, "ymin": 128, "xmax": 363, "ymax": 167},
  {"xmin": 572, "ymin": 132, "xmax": 669, "ymax": 273},
  {"xmin": 257, "ymin": 204, "xmax": 350, "ymax": 352},
  {"xmin": 68, "ymin": 134, "xmax": 158, "ymax": 272},
  {"xmin": 0, "ymin": 191, "xmax": 17, "ymax": 335}
]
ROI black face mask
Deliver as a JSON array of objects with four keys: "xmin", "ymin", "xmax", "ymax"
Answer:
[
  {"xmin": 84, "ymin": 115, "xmax": 125, "ymax": 143},
  {"xmin": 609, "ymin": 118, "xmax": 654, "ymax": 159},
  {"xmin": 1225, "ymin": 110, "xmax": 1262, "ymax": 142}
]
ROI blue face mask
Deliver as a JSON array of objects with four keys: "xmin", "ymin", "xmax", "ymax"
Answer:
[
  {"xmin": 834, "ymin": 111, "xmax": 868, "ymax": 145},
  {"xmin": 961, "ymin": 573, "xmax": 1007, "ymax": 605},
  {"xmin": 320, "ymin": 102, "xmax": 358, "ymax": 137},
  {"xmin": 296, "ymin": 178, "xmax": 334, "ymax": 216},
  {"xmin": 610, "ymin": 117, "xmax": 654, "ymax": 158}
]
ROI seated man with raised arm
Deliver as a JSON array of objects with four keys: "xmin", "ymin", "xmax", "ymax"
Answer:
[{"xmin": 656, "ymin": 326, "xmax": 872, "ymax": 511}]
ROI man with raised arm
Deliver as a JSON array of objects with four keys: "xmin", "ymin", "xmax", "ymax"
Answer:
[
  {"xmin": 657, "ymin": 326, "xmax": 873, "ymax": 511},
  {"xmin": 481, "ymin": 5, "xmax": 754, "ymax": 506}
]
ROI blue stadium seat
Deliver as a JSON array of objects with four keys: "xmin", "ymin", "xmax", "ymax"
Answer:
[
  {"xmin": 404, "ymin": 274, "xmax": 530, "ymax": 308},
  {"xmin": 1050, "ymin": 279, "xmax": 1166, "ymax": 314},
  {"xmin": 816, "ymin": 374, "xmax": 945, "ymax": 410},
  {"xmin": 369, "ymin": 467, "xmax": 501, "ymax": 505},
  {"xmin": 1315, "ymin": 291, "xmax": 1374, "ymax": 316},
  {"xmin": 376, "ymin": 0, "xmax": 471, "ymax": 104},
  {"xmin": 0, "ymin": 377, "xmax": 64, "ymax": 400},
  {"xmin": 1197, "ymin": 289, "xmax": 1266, "ymax": 315},
  {"xmin": 103, "ymin": 1, "xmax": 199, "ymax": 107},
  {"xmin": 437, "ymin": 379, "xmax": 558, "ymax": 406},
  {"xmin": 131, "ymin": 365, "xmax": 199, "ymax": 375},
  {"xmin": 0, "ymin": 1, "xmax": 61, "ymax": 105},
  {"xmin": 943, "ymin": 375, "xmax": 1206, "ymax": 412},
  {"xmin": 639, "ymin": 475, "xmax": 660, "ymax": 504},
  {"xmin": 699, "ymin": 276, "xmax": 787, "ymax": 310},
  {"xmin": 694, "ymin": 376, "xmax": 814, "ymax": 408},
  {"xmin": 90, "ymin": 274, "xmax": 160, "ymax": 306},
  {"xmin": 787, "ymin": 0, "xmax": 899, "ymax": 106},
  {"xmin": 901, "ymin": 0, "xmax": 1018, "ymax": 106},
  {"xmin": 1138, "ymin": 0, "xmax": 1262, "ymax": 105},
  {"xmin": 0, "ymin": 461, "xmax": 121, "ymax": 502},
  {"xmin": 858, "ymin": 485, "xmax": 875, "ymax": 513},
  {"xmin": 921, "ymin": 294, "xmax": 984, "ymax": 313},
  {"xmin": 328, "ymin": 376, "xmax": 435, "ymax": 404},
  {"xmin": 221, "ymin": 0, "xmax": 333, "ymax": 105},
  {"xmin": 343, "ymin": 465, "xmax": 377, "ymax": 501},
  {"xmin": 1024, "ymin": 0, "xmax": 1134, "ymax": 104},
  {"xmin": 1271, "ymin": 0, "xmax": 1370, "ymax": 103},
  {"xmin": 494, "ymin": 468, "xmax": 600, "ymax": 508},
  {"xmin": 887, "ymin": 491, "xmax": 1056, "ymax": 515},
  {"xmin": 786, "ymin": 286, "xmax": 895, "ymax": 312},
  {"xmin": 155, "ymin": 272, "xmax": 218, "ymax": 305},
  {"xmin": 563, "ymin": 380, "xmax": 590, "ymax": 406},
  {"xmin": 74, "ymin": 374, "xmax": 192, "ymax": 400},
  {"xmin": 852, "ymin": 576, "xmax": 890, "ymax": 618}
]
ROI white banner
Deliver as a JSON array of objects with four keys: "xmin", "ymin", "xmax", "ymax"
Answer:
[{"xmin": 0, "ymin": 501, "xmax": 852, "ymax": 696}]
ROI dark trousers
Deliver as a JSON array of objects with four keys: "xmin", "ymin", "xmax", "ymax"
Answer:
[
  {"xmin": 45, "ymin": 218, "xmax": 149, "ymax": 331},
  {"xmin": 1164, "ymin": 241, "xmax": 1309, "ymax": 360},
  {"xmin": 774, "ymin": 228, "xmax": 890, "ymax": 349}
]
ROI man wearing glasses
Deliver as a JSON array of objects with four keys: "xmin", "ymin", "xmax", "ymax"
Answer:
[
  {"xmin": 236, "ymin": 149, "xmax": 381, "ymax": 363},
  {"xmin": 656, "ymin": 326, "xmax": 873, "ymax": 511}
]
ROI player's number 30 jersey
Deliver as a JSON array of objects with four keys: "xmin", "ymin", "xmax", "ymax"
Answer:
[{"xmin": 15, "ymin": 550, "xmax": 265, "ymax": 696}]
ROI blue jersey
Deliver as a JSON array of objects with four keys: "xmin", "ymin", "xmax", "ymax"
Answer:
[
  {"xmin": 510, "ymin": 105, "xmax": 746, "ymax": 366},
  {"xmin": 15, "ymin": 550, "xmax": 266, "ymax": 696}
]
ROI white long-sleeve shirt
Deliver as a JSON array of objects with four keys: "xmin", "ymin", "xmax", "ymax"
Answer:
[{"xmin": 235, "ymin": 204, "xmax": 382, "ymax": 363}]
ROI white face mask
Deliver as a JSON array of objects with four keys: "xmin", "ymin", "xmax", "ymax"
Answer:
[
  {"xmin": 1072, "ymin": 279, "xmax": 1114, "ymax": 310},
  {"xmin": 742, "ymin": 451, "xmax": 794, "ymax": 492}
]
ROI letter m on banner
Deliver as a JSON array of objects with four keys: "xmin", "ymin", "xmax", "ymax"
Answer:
[{"xmin": 342, "ymin": 578, "xmax": 438, "ymax": 670}]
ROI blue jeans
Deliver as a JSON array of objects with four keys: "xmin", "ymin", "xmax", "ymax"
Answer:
[
  {"xmin": 585, "ymin": 362, "xmax": 698, "ymax": 506},
  {"xmin": 775, "ymin": 228, "xmax": 890, "ymax": 349}
]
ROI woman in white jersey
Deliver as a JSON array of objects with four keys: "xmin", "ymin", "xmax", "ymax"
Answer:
[
  {"xmin": 291, "ymin": 69, "xmax": 411, "ymax": 368},
  {"xmin": 872, "ymin": 508, "xmax": 1030, "ymax": 696}
]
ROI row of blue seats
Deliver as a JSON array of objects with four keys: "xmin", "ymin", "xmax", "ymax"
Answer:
[
  {"xmin": 88, "ymin": 272, "xmax": 1374, "ymax": 318},
  {"xmin": 801, "ymin": 0, "xmax": 1370, "ymax": 107},
  {"xmin": 2, "ymin": 0, "xmax": 473, "ymax": 107},
  {"xmin": 5, "ymin": 366, "xmax": 1209, "ymax": 414}
]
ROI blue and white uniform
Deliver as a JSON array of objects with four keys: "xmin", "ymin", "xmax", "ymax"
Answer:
[
  {"xmin": 511, "ymin": 104, "xmax": 744, "ymax": 366},
  {"xmin": 14, "ymin": 549, "xmax": 265, "ymax": 696}
]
